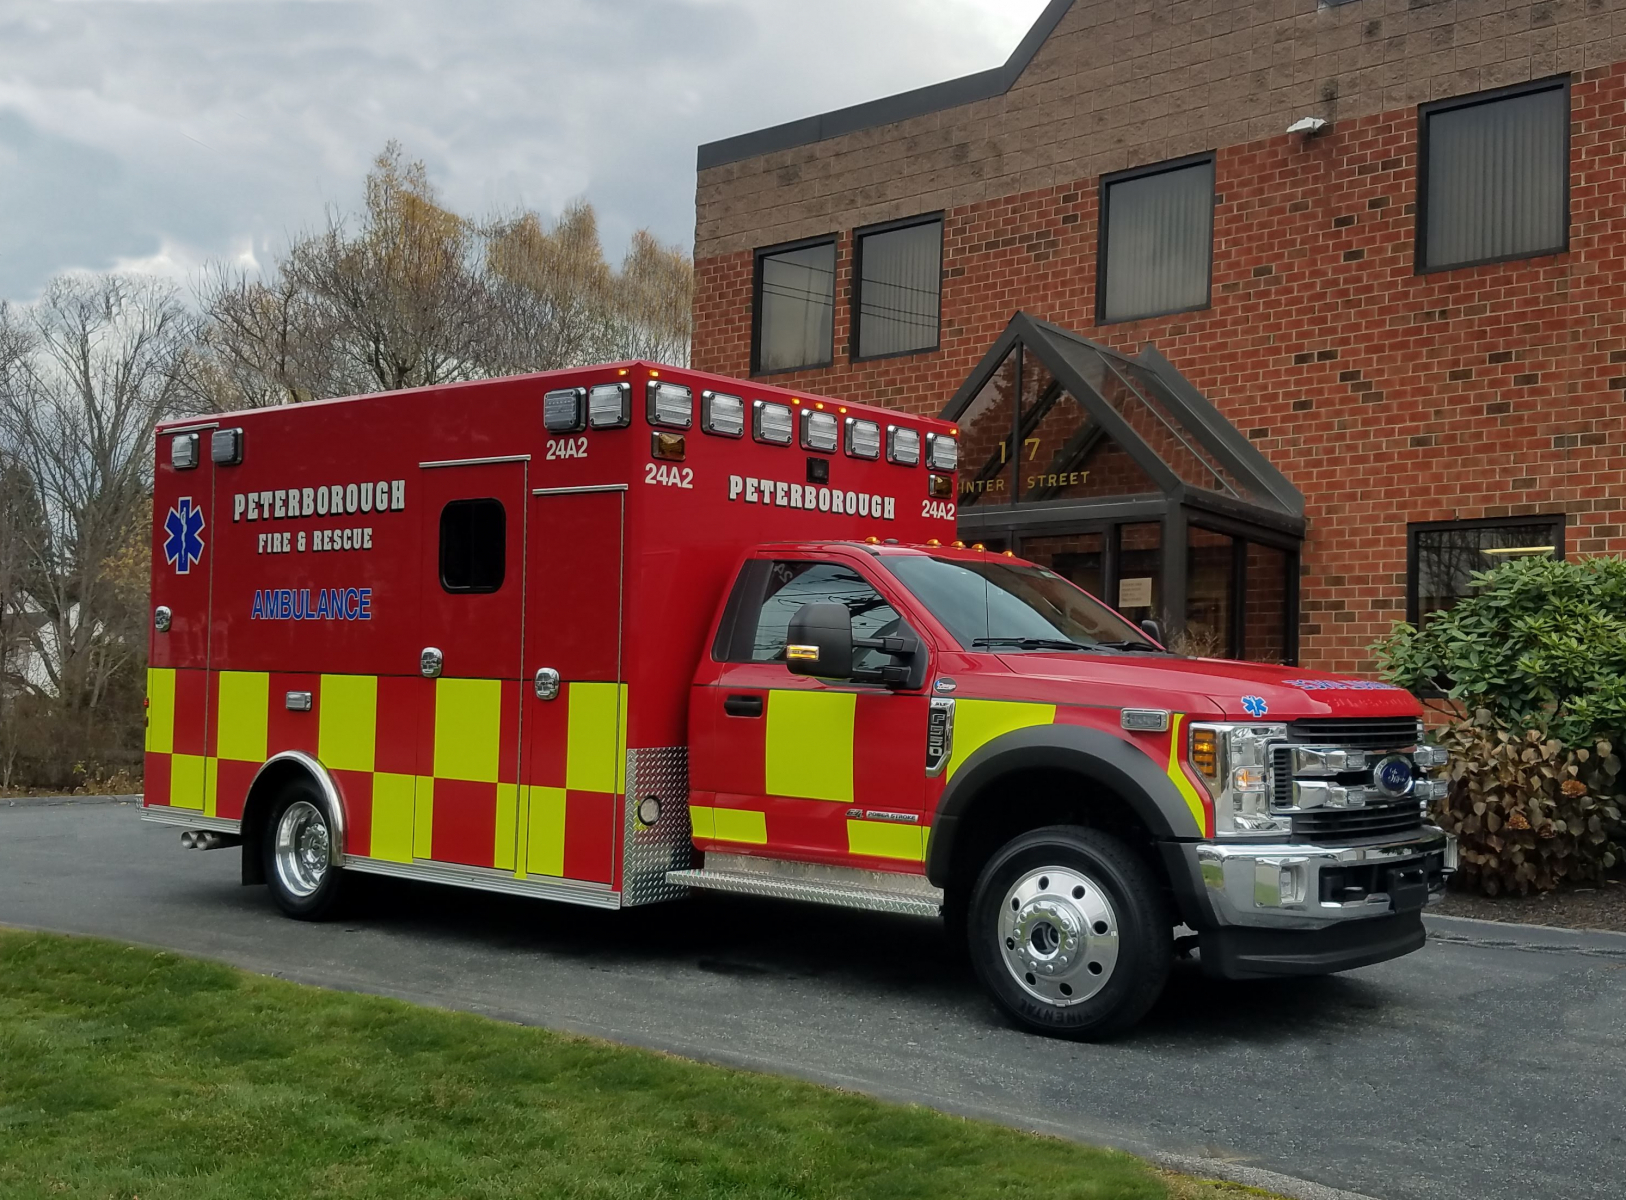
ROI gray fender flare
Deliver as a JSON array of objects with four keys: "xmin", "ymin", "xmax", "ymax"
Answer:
[{"xmin": 924, "ymin": 723, "xmax": 1202, "ymax": 888}]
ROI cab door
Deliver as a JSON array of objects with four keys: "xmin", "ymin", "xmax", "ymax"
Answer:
[
  {"xmin": 518, "ymin": 485, "xmax": 626, "ymax": 885},
  {"xmin": 413, "ymin": 459, "xmax": 527, "ymax": 870},
  {"xmin": 690, "ymin": 555, "xmax": 934, "ymax": 870}
]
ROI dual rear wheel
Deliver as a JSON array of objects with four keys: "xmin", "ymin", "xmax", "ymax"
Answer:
[{"xmin": 263, "ymin": 782, "xmax": 345, "ymax": 920}]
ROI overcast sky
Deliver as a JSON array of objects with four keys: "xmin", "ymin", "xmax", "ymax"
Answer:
[{"xmin": 0, "ymin": 0, "xmax": 1048, "ymax": 302}]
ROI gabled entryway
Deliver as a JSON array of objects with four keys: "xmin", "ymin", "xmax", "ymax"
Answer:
[{"xmin": 943, "ymin": 313, "xmax": 1306, "ymax": 663}]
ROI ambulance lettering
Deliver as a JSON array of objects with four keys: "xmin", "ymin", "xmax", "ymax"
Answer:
[
  {"xmin": 250, "ymin": 587, "xmax": 373, "ymax": 621},
  {"xmin": 726, "ymin": 474, "xmax": 896, "ymax": 521}
]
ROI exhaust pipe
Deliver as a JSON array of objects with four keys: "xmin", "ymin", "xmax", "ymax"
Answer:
[{"xmin": 180, "ymin": 830, "xmax": 242, "ymax": 851}]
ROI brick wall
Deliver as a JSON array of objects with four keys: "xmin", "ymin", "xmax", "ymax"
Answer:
[{"xmin": 691, "ymin": 3, "xmax": 1626, "ymax": 674}]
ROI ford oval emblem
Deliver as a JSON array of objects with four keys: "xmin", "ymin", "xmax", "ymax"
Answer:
[{"xmin": 1373, "ymin": 754, "xmax": 1414, "ymax": 797}]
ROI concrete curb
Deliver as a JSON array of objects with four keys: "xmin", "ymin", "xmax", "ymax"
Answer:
[
  {"xmin": 3, "ymin": 794, "xmax": 141, "ymax": 809},
  {"xmin": 1152, "ymin": 1152, "xmax": 1382, "ymax": 1200},
  {"xmin": 1424, "ymin": 911, "xmax": 1626, "ymax": 957}
]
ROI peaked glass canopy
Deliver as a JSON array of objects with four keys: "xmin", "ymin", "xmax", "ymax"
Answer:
[{"xmin": 943, "ymin": 314, "xmax": 1306, "ymax": 663}]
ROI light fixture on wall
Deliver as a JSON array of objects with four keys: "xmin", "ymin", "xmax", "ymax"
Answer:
[{"xmin": 1287, "ymin": 116, "xmax": 1329, "ymax": 136}]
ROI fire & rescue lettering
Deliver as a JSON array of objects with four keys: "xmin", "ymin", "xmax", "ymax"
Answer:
[{"xmin": 727, "ymin": 473, "xmax": 896, "ymax": 520}]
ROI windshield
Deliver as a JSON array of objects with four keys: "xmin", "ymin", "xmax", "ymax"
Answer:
[{"xmin": 880, "ymin": 554, "xmax": 1151, "ymax": 651}]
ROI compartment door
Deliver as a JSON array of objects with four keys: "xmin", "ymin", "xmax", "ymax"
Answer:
[
  {"xmin": 412, "ymin": 459, "xmax": 527, "ymax": 870},
  {"xmin": 519, "ymin": 486, "xmax": 626, "ymax": 885}
]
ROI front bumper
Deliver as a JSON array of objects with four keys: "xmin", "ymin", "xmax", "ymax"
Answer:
[{"xmin": 1183, "ymin": 826, "xmax": 1456, "ymax": 931}]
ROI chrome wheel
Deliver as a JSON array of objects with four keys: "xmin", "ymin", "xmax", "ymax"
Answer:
[
  {"xmin": 997, "ymin": 865, "xmax": 1120, "ymax": 1007},
  {"xmin": 273, "ymin": 799, "xmax": 331, "ymax": 899}
]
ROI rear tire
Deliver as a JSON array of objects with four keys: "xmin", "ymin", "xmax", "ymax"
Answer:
[
  {"xmin": 262, "ymin": 780, "xmax": 345, "ymax": 920},
  {"xmin": 967, "ymin": 825, "xmax": 1170, "ymax": 1040}
]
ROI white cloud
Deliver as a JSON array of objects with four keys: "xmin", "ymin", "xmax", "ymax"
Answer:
[{"xmin": 0, "ymin": 0, "xmax": 1048, "ymax": 300}]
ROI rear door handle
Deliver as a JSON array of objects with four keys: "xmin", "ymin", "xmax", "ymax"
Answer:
[{"xmin": 723, "ymin": 693, "xmax": 763, "ymax": 718}]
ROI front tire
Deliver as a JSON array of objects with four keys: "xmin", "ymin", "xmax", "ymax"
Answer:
[
  {"xmin": 967, "ymin": 825, "xmax": 1170, "ymax": 1040},
  {"xmin": 263, "ymin": 781, "xmax": 345, "ymax": 920}
]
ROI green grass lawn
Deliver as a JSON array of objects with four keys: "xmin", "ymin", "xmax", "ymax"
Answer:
[{"xmin": 0, "ymin": 930, "xmax": 1270, "ymax": 1199}]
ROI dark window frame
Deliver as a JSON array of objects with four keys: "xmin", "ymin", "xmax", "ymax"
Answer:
[
  {"xmin": 438, "ymin": 497, "xmax": 507, "ymax": 594},
  {"xmin": 1095, "ymin": 151, "xmax": 1217, "ymax": 327},
  {"xmin": 751, "ymin": 233, "xmax": 838, "ymax": 377},
  {"xmin": 1405, "ymin": 513, "xmax": 1566, "ymax": 626},
  {"xmin": 1416, "ymin": 75, "xmax": 1572, "ymax": 275},
  {"xmin": 850, "ymin": 212, "xmax": 945, "ymax": 363}
]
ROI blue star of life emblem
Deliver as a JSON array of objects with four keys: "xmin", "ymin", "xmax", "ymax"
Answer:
[
  {"xmin": 1241, "ymin": 695, "xmax": 1268, "ymax": 718},
  {"xmin": 163, "ymin": 497, "xmax": 206, "ymax": 575}
]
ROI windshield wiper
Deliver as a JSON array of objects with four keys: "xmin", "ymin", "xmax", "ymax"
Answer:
[
  {"xmin": 1094, "ymin": 639, "xmax": 1162, "ymax": 653},
  {"xmin": 972, "ymin": 637, "xmax": 1101, "ymax": 652}
]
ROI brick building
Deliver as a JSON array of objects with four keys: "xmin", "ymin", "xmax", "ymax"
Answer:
[{"xmin": 689, "ymin": 0, "xmax": 1626, "ymax": 672}]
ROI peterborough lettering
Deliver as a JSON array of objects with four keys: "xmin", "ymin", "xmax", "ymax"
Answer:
[
  {"xmin": 727, "ymin": 474, "xmax": 896, "ymax": 520},
  {"xmin": 233, "ymin": 479, "xmax": 405, "ymax": 522}
]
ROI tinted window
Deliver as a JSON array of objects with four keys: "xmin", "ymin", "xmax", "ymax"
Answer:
[
  {"xmin": 1421, "ymin": 81, "xmax": 1568, "ymax": 272},
  {"xmin": 755, "ymin": 241, "xmax": 835, "ymax": 373},
  {"xmin": 855, "ymin": 218, "xmax": 941, "ymax": 358},
  {"xmin": 727, "ymin": 560, "xmax": 906, "ymax": 672},
  {"xmin": 882, "ymin": 555, "xmax": 1146, "ymax": 651},
  {"xmin": 1100, "ymin": 157, "xmax": 1214, "ymax": 324},
  {"xmin": 439, "ymin": 498, "xmax": 505, "ymax": 593}
]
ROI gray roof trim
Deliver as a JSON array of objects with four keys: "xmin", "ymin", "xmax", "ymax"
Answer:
[{"xmin": 696, "ymin": 0, "xmax": 1075, "ymax": 171}]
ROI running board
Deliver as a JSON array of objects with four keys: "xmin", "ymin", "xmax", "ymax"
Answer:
[{"xmin": 668, "ymin": 852, "xmax": 943, "ymax": 918}]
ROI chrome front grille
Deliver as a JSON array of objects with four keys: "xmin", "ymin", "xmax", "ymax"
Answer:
[
  {"xmin": 1290, "ymin": 800, "xmax": 1425, "ymax": 842},
  {"xmin": 1286, "ymin": 716, "xmax": 1423, "ymax": 750}
]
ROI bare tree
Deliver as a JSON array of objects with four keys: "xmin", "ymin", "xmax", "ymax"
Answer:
[
  {"xmin": 0, "ymin": 277, "xmax": 188, "ymax": 750},
  {"xmin": 607, "ymin": 228, "xmax": 693, "ymax": 367},
  {"xmin": 485, "ymin": 201, "xmax": 614, "ymax": 372}
]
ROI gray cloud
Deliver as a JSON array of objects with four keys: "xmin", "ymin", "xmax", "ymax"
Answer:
[{"xmin": 0, "ymin": 0, "xmax": 1045, "ymax": 300}]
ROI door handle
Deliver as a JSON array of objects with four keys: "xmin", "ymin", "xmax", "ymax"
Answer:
[
  {"xmin": 420, "ymin": 647, "xmax": 443, "ymax": 678},
  {"xmin": 534, "ymin": 667, "xmax": 561, "ymax": 701},
  {"xmin": 723, "ymin": 693, "xmax": 763, "ymax": 718}
]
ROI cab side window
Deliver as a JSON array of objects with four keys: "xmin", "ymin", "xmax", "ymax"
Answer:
[
  {"xmin": 439, "ymin": 498, "xmax": 505, "ymax": 593},
  {"xmin": 725, "ymin": 560, "xmax": 908, "ymax": 672}
]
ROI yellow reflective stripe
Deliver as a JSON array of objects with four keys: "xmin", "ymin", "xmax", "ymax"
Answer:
[
  {"xmin": 203, "ymin": 757, "xmax": 219, "ymax": 818},
  {"xmin": 1165, "ymin": 713, "xmax": 1207, "ymax": 836},
  {"xmin": 371, "ymin": 772, "xmax": 416, "ymax": 864},
  {"xmin": 433, "ymin": 678, "xmax": 502, "ymax": 782},
  {"xmin": 764, "ymin": 689, "xmax": 855, "ymax": 802},
  {"xmin": 514, "ymin": 782, "xmax": 532, "ymax": 878},
  {"xmin": 712, "ymin": 808, "xmax": 768, "ymax": 845},
  {"xmin": 169, "ymin": 754, "xmax": 206, "ymax": 811},
  {"xmin": 145, "ymin": 668, "xmax": 175, "ymax": 755},
  {"xmin": 215, "ymin": 671, "xmax": 269, "ymax": 762},
  {"xmin": 945, "ymin": 699, "xmax": 1056, "ymax": 779},
  {"xmin": 526, "ymin": 785, "xmax": 567, "ymax": 876},
  {"xmin": 493, "ymin": 782, "xmax": 519, "ymax": 871},
  {"xmin": 318, "ymin": 674, "xmax": 377, "ymax": 772},
  {"xmin": 688, "ymin": 804, "xmax": 715, "ymax": 839},
  {"xmin": 412, "ymin": 776, "xmax": 435, "ymax": 858},
  {"xmin": 566, "ymin": 682, "xmax": 627, "ymax": 794},
  {"xmin": 846, "ymin": 819, "xmax": 927, "ymax": 862}
]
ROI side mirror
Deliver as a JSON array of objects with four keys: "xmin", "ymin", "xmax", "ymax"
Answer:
[
  {"xmin": 786, "ymin": 602, "xmax": 855, "ymax": 678},
  {"xmin": 1139, "ymin": 618, "xmax": 1163, "ymax": 645}
]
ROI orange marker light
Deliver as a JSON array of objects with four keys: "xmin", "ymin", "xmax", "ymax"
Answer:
[
  {"xmin": 926, "ymin": 538, "xmax": 941, "ymax": 546},
  {"xmin": 839, "ymin": 406, "xmax": 848, "ymax": 414},
  {"xmin": 952, "ymin": 540, "xmax": 966, "ymax": 549},
  {"xmin": 865, "ymin": 536, "xmax": 880, "ymax": 544},
  {"xmin": 649, "ymin": 369, "xmax": 660, "ymax": 377},
  {"xmin": 618, "ymin": 368, "xmax": 628, "ymax": 376},
  {"xmin": 972, "ymin": 543, "xmax": 985, "ymax": 551},
  {"xmin": 815, "ymin": 402, "xmax": 824, "ymax": 409}
]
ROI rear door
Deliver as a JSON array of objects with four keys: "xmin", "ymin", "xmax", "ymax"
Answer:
[
  {"xmin": 413, "ymin": 458, "xmax": 527, "ymax": 871},
  {"xmin": 147, "ymin": 424, "xmax": 218, "ymax": 815},
  {"xmin": 518, "ymin": 485, "xmax": 626, "ymax": 885}
]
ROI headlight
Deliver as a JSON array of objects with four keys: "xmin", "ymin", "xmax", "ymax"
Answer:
[{"xmin": 1190, "ymin": 722, "xmax": 1289, "ymax": 836}]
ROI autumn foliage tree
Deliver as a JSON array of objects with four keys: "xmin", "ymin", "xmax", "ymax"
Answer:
[{"xmin": 186, "ymin": 143, "xmax": 693, "ymax": 411}]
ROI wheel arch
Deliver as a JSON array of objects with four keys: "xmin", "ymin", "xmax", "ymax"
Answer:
[
  {"xmin": 926, "ymin": 724, "xmax": 1200, "ymax": 893},
  {"xmin": 240, "ymin": 751, "xmax": 348, "ymax": 886}
]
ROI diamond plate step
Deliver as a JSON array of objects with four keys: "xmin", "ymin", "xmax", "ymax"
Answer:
[{"xmin": 668, "ymin": 853, "xmax": 942, "ymax": 917}]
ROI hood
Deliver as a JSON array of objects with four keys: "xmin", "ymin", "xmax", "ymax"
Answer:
[{"xmin": 987, "ymin": 652, "xmax": 1421, "ymax": 722}]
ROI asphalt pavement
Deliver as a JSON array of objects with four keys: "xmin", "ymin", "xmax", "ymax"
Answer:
[{"xmin": 3, "ymin": 799, "xmax": 1624, "ymax": 1200}]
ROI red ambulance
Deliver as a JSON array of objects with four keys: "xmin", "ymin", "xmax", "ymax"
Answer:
[{"xmin": 144, "ymin": 362, "xmax": 1455, "ymax": 1038}]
